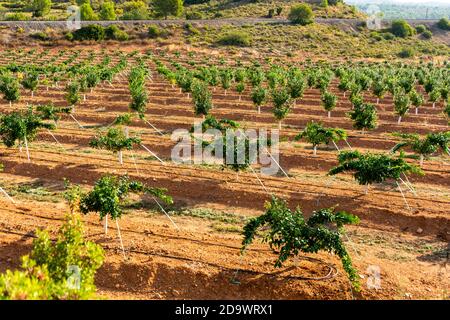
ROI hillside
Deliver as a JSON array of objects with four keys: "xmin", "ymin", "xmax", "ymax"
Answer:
[{"xmin": 185, "ymin": 0, "xmax": 366, "ymax": 19}]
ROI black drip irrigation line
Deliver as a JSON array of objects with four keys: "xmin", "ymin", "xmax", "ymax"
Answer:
[{"xmin": 0, "ymin": 228, "xmax": 338, "ymax": 282}]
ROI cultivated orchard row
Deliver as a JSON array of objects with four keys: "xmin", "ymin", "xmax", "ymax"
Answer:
[{"xmin": 0, "ymin": 48, "xmax": 449, "ymax": 295}]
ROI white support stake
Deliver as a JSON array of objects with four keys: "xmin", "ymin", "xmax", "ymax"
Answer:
[
  {"xmin": 249, "ymin": 166, "xmax": 270, "ymax": 196},
  {"xmin": 141, "ymin": 144, "xmax": 165, "ymax": 164},
  {"xmin": 24, "ymin": 135, "xmax": 30, "ymax": 162},
  {"xmin": 396, "ymin": 181, "xmax": 411, "ymax": 211},
  {"xmin": 142, "ymin": 118, "xmax": 164, "ymax": 136},
  {"xmin": 47, "ymin": 129, "xmax": 61, "ymax": 146},
  {"xmin": 152, "ymin": 196, "xmax": 179, "ymax": 230},
  {"xmin": 115, "ymin": 219, "xmax": 126, "ymax": 259},
  {"xmin": 70, "ymin": 114, "xmax": 84, "ymax": 129},
  {"xmin": 0, "ymin": 186, "xmax": 16, "ymax": 204}
]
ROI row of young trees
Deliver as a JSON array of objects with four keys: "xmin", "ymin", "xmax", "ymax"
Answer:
[{"xmin": 153, "ymin": 57, "xmax": 449, "ymax": 131}]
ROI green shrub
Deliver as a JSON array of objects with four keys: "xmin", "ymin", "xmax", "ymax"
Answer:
[
  {"xmin": 217, "ymin": 31, "xmax": 251, "ymax": 47},
  {"xmin": 0, "ymin": 214, "xmax": 104, "ymax": 300},
  {"xmin": 5, "ymin": 13, "xmax": 30, "ymax": 21},
  {"xmin": 382, "ymin": 32, "xmax": 395, "ymax": 40},
  {"xmin": 80, "ymin": 3, "xmax": 98, "ymax": 21},
  {"xmin": 437, "ymin": 18, "xmax": 450, "ymax": 31},
  {"xmin": 415, "ymin": 24, "xmax": 427, "ymax": 34},
  {"xmin": 288, "ymin": 3, "xmax": 314, "ymax": 25},
  {"xmin": 105, "ymin": 25, "xmax": 129, "ymax": 41},
  {"xmin": 186, "ymin": 10, "xmax": 203, "ymax": 20},
  {"xmin": 148, "ymin": 24, "xmax": 161, "ymax": 38},
  {"xmin": 422, "ymin": 30, "xmax": 433, "ymax": 39},
  {"xmin": 184, "ymin": 23, "xmax": 200, "ymax": 35},
  {"xmin": 99, "ymin": 1, "xmax": 117, "ymax": 21},
  {"xmin": 30, "ymin": 31, "xmax": 50, "ymax": 41},
  {"xmin": 30, "ymin": 0, "xmax": 52, "ymax": 18},
  {"xmin": 267, "ymin": 8, "xmax": 275, "ymax": 18},
  {"xmin": 391, "ymin": 19, "xmax": 415, "ymax": 38},
  {"xmin": 398, "ymin": 47, "xmax": 415, "ymax": 58},
  {"xmin": 121, "ymin": 0, "xmax": 148, "ymax": 20},
  {"xmin": 72, "ymin": 25, "xmax": 105, "ymax": 41}
]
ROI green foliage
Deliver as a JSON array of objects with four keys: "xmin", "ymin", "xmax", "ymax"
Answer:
[
  {"xmin": 271, "ymin": 87, "xmax": 292, "ymax": 121},
  {"xmin": 79, "ymin": 175, "xmax": 172, "ymax": 220},
  {"xmin": 121, "ymin": 1, "xmax": 149, "ymax": 20},
  {"xmin": 217, "ymin": 31, "xmax": 251, "ymax": 47},
  {"xmin": 251, "ymin": 86, "xmax": 266, "ymax": 112},
  {"xmin": 437, "ymin": 18, "xmax": 450, "ymax": 31},
  {"xmin": 347, "ymin": 103, "xmax": 378, "ymax": 131},
  {"xmin": 71, "ymin": 25, "xmax": 105, "ymax": 41},
  {"xmin": 65, "ymin": 81, "xmax": 80, "ymax": 106},
  {"xmin": 409, "ymin": 89, "xmax": 424, "ymax": 108},
  {"xmin": 288, "ymin": 4, "xmax": 314, "ymax": 25},
  {"xmin": 104, "ymin": 25, "xmax": 129, "ymax": 41},
  {"xmin": 328, "ymin": 150, "xmax": 422, "ymax": 186},
  {"xmin": 0, "ymin": 74, "xmax": 20, "ymax": 103},
  {"xmin": 0, "ymin": 108, "xmax": 54, "ymax": 148},
  {"xmin": 321, "ymin": 91, "xmax": 337, "ymax": 113},
  {"xmin": 190, "ymin": 115, "xmax": 239, "ymax": 133},
  {"xmin": 21, "ymin": 71, "xmax": 39, "ymax": 93},
  {"xmin": 90, "ymin": 127, "xmax": 141, "ymax": 154},
  {"xmin": 394, "ymin": 91, "xmax": 411, "ymax": 118},
  {"xmin": 295, "ymin": 121, "xmax": 347, "ymax": 150},
  {"xmin": 391, "ymin": 19, "xmax": 415, "ymax": 38},
  {"xmin": 153, "ymin": 0, "xmax": 184, "ymax": 19},
  {"xmin": 80, "ymin": 3, "xmax": 99, "ymax": 21},
  {"xmin": 128, "ymin": 65, "xmax": 148, "ymax": 117},
  {"xmin": 0, "ymin": 214, "xmax": 104, "ymax": 300},
  {"xmin": 99, "ymin": 1, "xmax": 117, "ymax": 21},
  {"xmin": 241, "ymin": 196, "xmax": 360, "ymax": 289},
  {"xmin": 35, "ymin": 104, "xmax": 71, "ymax": 124},
  {"xmin": 391, "ymin": 132, "xmax": 450, "ymax": 160},
  {"xmin": 398, "ymin": 47, "xmax": 415, "ymax": 58},
  {"xmin": 30, "ymin": 0, "xmax": 52, "ymax": 18},
  {"xmin": 191, "ymin": 79, "xmax": 213, "ymax": 116}
]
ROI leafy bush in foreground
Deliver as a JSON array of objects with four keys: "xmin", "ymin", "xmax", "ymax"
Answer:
[
  {"xmin": 0, "ymin": 214, "xmax": 104, "ymax": 300},
  {"xmin": 242, "ymin": 196, "xmax": 360, "ymax": 290}
]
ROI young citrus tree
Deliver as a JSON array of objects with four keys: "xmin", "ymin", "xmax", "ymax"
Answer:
[
  {"xmin": 409, "ymin": 89, "xmax": 424, "ymax": 115},
  {"xmin": 0, "ymin": 108, "xmax": 55, "ymax": 161},
  {"xmin": 0, "ymin": 74, "xmax": 21, "ymax": 107},
  {"xmin": 241, "ymin": 196, "xmax": 360, "ymax": 290},
  {"xmin": 89, "ymin": 127, "xmax": 141, "ymax": 165},
  {"xmin": 65, "ymin": 81, "xmax": 81, "ymax": 109},
  {"xmin": 79, "ymin": 175, "xmax": 172, "ymax": 254},
  {"xmin": 328, "ymin": 150, "xmax": 422, "ymax": 193},
  {"xmin": 251, "ymin": 86, "xmax": 267, "ymax": 114},
  {"xmin": 321, "ymin": 91, "xmax": 337, "ymax": 118},
  {"xmin": 394, "ymin": 91, "xmax": 411, "ymax": 124},
  {"xmin": 391, "ymin": 131, "xmax": 450, "ymax": 166},
  {"xmin": 347, "ymin": 103, "xmax": 378, "ymax": 133},
  {"xmin": 271, "ymin": 87, "xmax": 292, "ymax": 130},
  {"xmin": 295, "ymin": 121, "xmax": 347, "ymax": 155},
  {"xmin": 21, "ymin": 71, "xmax": 39, "ymax": 97},
  {"xmin": 191, "ymin": 79, "xmax": 213, "ymax": 119}
]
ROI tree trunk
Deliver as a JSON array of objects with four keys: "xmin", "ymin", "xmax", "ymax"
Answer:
[
  {"xmin": 364, "ymin": 184, "xmax": 369, "ymax": 195},
  {"xmin": 328, "ymin": 111, "xmax": 331, "ymax": 118},
  {"xmin": 24, "ymin": 135, "xmax": 30, "ymax": 163},
  {"xmin": 432, "ymin": 102, "xmax": 436, "ymax": 108},
  {"xmin": 104, "ymin": 215, "xmax": 108, "ymax": 235},
  {"xmin": 116, "ymin": 219, "xmax": 126, "ymax": 259},
  {"xmin": 415, "ymin": 107, "xmax": 418, "ymax": 115},
  {"xmin": 278, "ymin": 121, "xmax": 281, "ymax": 131},
  {"xmin": 376, "ymin": 98, "xmax": 379, "ymax": 105},
  {"xmin": 313, "ymin": 145, "xmax": 317, "ymax": 156},
  {"xmin": 397, "ymin": 116, "xmax": 402, "ymax": 124},
  {"xmin": 118, "ymin": 151, "xmax": 123, "ymax": 165},
  {"xmin": 258, "ymin": 106, "xmax": 261, "ymax": 114},
  {"xmin": 420, "ymin": 154, "xmax": 424, "ymax": 167}
]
